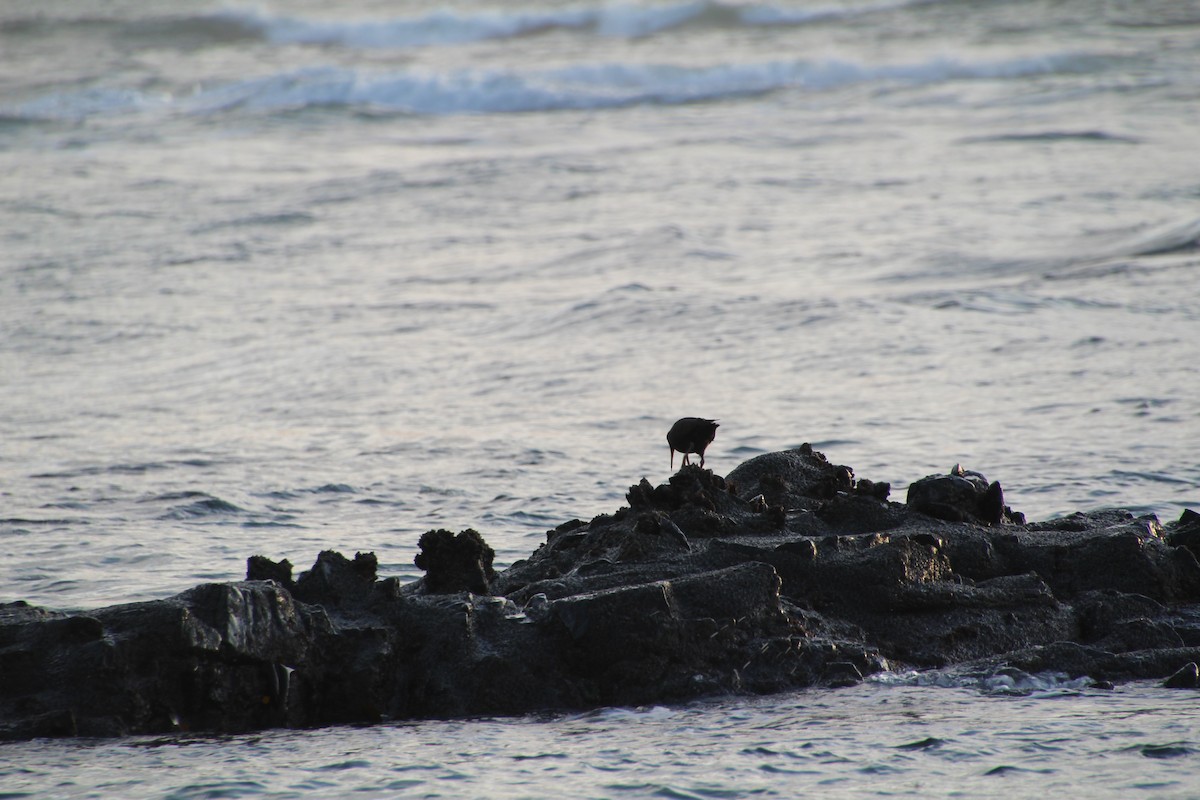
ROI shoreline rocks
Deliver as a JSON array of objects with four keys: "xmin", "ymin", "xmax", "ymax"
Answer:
[{"xmin": 3, "ymin": 447, "xmax": 1199, "ymax": 740}]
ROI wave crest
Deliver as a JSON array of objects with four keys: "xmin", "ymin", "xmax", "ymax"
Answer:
[
  {"xmin": 193, "ymin": 51, "xmax": 1101, "ymax": 116},
  {"xmin": 100, "ymin": 0, "xmax": 934, "ymax": 51},
  {"xmin": 4, "ymin": 50, "xmax": 1102, "ymax": 121}
]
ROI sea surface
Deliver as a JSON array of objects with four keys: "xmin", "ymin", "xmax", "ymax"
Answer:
[{"xmin": 2, "ymin": 0, "xmax": 1199, "ymax": 796}]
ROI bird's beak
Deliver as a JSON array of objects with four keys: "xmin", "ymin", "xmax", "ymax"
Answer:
[{"xmin": 670, "ymin": 448, "xmax": 675, "ymax": 469}]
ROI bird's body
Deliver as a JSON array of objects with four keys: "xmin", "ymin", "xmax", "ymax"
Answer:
[{"xmin": 667, "ymin": 417, "xmax": 719, "ymax": 469}]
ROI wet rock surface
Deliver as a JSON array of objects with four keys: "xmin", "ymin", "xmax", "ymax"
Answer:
[{"xmin": 3, "ymin": 447, "xmax": 1200, "ymax": 740}]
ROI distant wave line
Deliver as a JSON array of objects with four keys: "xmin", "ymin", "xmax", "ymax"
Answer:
[
  {"xmin": 103, "ymin": 0, "xmax": 942, "ymax": 51},
  {"xmin": 6, "ymin": 51, "xmax": 1109, "ymax": 121}
]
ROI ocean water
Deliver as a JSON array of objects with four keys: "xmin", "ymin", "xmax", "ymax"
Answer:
[
  {"xmin": 3, "ymin": 680, "xmax": 1200, "ymax": 799},
  {"xmin": 2, "ymin": 0, "xmax": 1199, "ymax": 795}
]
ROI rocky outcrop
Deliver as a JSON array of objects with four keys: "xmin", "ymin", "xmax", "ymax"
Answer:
[{"xmin": 3, "ymin": 446, "xmax": 1199, "ymax": 740}]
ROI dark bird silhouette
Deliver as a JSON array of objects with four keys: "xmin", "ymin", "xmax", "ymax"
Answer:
[{"xmin": 667, "ymin": 417, "xmax": 719, "ymax": 469}]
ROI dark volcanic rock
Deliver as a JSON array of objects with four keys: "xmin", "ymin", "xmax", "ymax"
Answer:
[
  {"xmin": 294, "ymin": 550, "xmax": 378, "ymax": 607},
  {"xmin": 2, "ymin": 446, "xmax": 1199, "ymax": 740},
  {"xmin": 414, "ymin": 528, "xmax": 495, "ymax": 595},
  {"xmin": 907, "ymin": 465, "xmax": 1023, "ymax": 525},
  {"xmin": 246, "ymin": 555, "xmax": 294, "ymax": 587},
  {"xmin": 0, "ymin": 582, "xmax": 321, "ymax": 739},
  {"xmin": 1168, "ymin": 509, "xmax": 1200, "ymax": 560},
  {"xmin": 1163, "ymin": 661, "xmax": 1200, "ymax": 689}
]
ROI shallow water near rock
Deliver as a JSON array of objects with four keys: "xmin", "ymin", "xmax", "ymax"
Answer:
[
  {"xmin": 4, "ymin": 681, "xmax": 1200, "ymax": 799},
  {"xmin": 2, "ymin": 0, "xmax": 1199, "ymax": 794}
]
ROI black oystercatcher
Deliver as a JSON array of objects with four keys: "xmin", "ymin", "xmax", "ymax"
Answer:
[{"xmin": 667, "ymin": 417, "xmax": 719, "ymax": 469}]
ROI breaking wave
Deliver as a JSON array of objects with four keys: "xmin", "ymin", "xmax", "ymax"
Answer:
[
  {"xmin": 105, "ymin": 0, "xmax": 937, "ymax": 51},
  {"xmin": 871, "ymin": 668, "xmax": 1102, "ymax": 695},
  {"xmin": 8, "ymin": 51, "xmax": 1102, "ymax": 120}
]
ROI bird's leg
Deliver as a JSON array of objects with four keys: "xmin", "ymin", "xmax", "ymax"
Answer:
[{"xmin": 682, "ymin": 453, "xmax": 691, "ymax": 467}]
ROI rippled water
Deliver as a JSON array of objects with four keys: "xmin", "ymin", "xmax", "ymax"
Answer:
[
  {"xmin": 4, "ymin": 681, "xmax": 1200, "ymax": 798},
  {"xmin": 2, "ymin": 0, "xmax": 1199, "ymax": 793}
]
